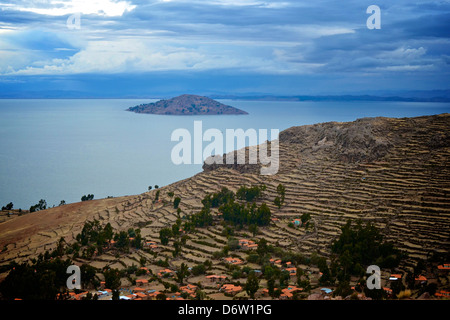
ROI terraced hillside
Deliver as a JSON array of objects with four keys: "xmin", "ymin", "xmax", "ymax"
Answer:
[{"xmin": 0, "ymin": 113, "xmax": 449, "ymax": 297}]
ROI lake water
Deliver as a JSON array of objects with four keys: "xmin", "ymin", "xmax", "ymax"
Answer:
[{"xmin": 0, "ymin": 99, "xmax": 449, "ymax": 210}]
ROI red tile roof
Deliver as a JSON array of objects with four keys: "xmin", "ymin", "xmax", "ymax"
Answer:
[
  {"xmin": 414, "ymin": 275, "xmax": 427, "ymax": 281},
  {"xmin": 438, "ymin": 264, "xmax": 450, "ymax": 270}
]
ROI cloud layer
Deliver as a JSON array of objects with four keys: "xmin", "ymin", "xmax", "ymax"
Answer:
[{"xmin": 0, "ymin": 0, "xmax": 449, "ymax": 93}]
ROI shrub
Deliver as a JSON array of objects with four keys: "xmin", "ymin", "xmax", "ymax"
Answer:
[
  {"xmin": 173, "ymin": 197, "xmax": 181, "ymax": 209},
  {"xmin": 397, "ymin": 289, "xmax": 412, "ymax": 299},
  {"xmin": 236, "ymin": 185, "xmax": 265, "ymax": 202},
  {"xmin": 191, "ymin": 264, "xmax": 206, "ymax": 276},
  {"xmin": 81, "ymin": 194, "xmax": 94, "ymax": 201}
]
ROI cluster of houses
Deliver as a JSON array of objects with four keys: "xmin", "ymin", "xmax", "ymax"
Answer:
[
  {"xmin": 64, "ymin": 233, "xmax": 450, "ymax": 302},
  {"xmin": 269, "ymin": 259, "xmax": 297, "ymax": 277},
  {"xmin": 179, "ymin": 284, "xmax": 198, "ymax": 299},
  {"xmin": 238, "ymin": 239, "xmax": 258, "ymax": 250},
  {"xmin": 117, "ymin": 288, "xmax": 167, "ymax": 300},
  {"xmin": 382, "ymin": 264, "xmax": 450, "ymax": 297},
  {"xmin": 435, "ymin": 290, "xmax": 450, "ymax": 298},
  {"xmin": 144, "ymin": 241, "xmax": 159, "ymax": 251},
  {"xmin": 157, "ymin": 268, "xmax": 175, "ymax": 278}
]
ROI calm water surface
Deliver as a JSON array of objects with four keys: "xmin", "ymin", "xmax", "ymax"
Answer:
[{"xmin": 0, "ymin": 99, "xmax": 448, "ymax": 209}]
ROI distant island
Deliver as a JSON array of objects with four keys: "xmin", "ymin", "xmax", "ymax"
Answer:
[{"xmin": 127, "ymin": 94, "xmax": 248, "ymax": 115}]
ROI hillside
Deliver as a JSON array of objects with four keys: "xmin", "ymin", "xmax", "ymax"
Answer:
[
  {"xmin": 127, "ymin": 94, "xmax": 248, "ymax": 115},
  {"xmin": 0, "ymin": 113, "xmax": 449, "ymax": 300}
]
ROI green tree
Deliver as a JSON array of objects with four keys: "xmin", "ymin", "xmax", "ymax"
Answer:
[
  {"xmin": 103, "ymin": 223, "xmax": 114, "ymax": 242},
  {"xmin": 317, "ymin": 257, "xmax": 332, "ymax": 285},
  {"xmin": 55, "ymin": 237, "xmax": 66, "ymax": 257},
  {"xmin": 159, "ymin": 228, "xmax": 173, "ymax": 245},
  {"xmin": 267, "ymin": 277, "xmax": 275, "ymax": 297},
  {"xmin": 191, "ymin": 264, "xmax": 206, "ymax": 276},
  {"xmin": 249, "ymin": 224, "xmax": 258, "ymax": 236},
  {"xmin": 257, "ymin": 238, "xmax": 268, "ymax": 257},
  {"xmin": 363, "ymin": 284, "xmax": 385, "ymax": 300},
  {"xmin": 256, "ymin": 203, "xmax": 271, "ymax": 226},
  {"xmin": 156, "ymin": 293, "xmax": 166, "ymax": 300},
  {"xmin": 245, "ymin": 271, "xmax": 260, "ymax": 299},
  {"xmin": 276, "ymin": 184, "xmax": 285, "ymax": 204},
  {"xmin": 301, "ymin": 213, "xmax": 311, "ymax": 224},
  {"xmin": 81, "ymin": 194, "xmax": 94, "ymax": 201},
  {"xmin": 263, "ymin": 264, "xmax": 277, "ymax": 281},
  {"xmin": 104, "ymin": 268, "xmax": 121, "ymax": 290},
  {"xmin": 338, "ymin": 250, "xmax": 353, "ymax": 281},
  {"xmin": 2, "ymin": 202, "xmax": 13, "ymax": 210},
  {"xmin": 236, "ymin": 185, "xmax": 264, "ymax": 202},
  {"xmin": 80, "ymin": 264, "xmax": 98, "ymax": 289},
  {"xmin": 334, "ymin": 280, "xmax": 353, "ymax": 298},
  {"xmin": 29, "ymin": 199, "xmax": 47, "ymax": 212},
  {"xmin": 274, "ymin": 196, "xmax": 281, "ymax": 209},
  {"xmin": 131, "ymin": 229, "xmax": 142, "ymax": 249},
  {"xmin": 173, "ymin": 241, "xmax": 181, "ymax": 257},
  {"xmin": 171, "ymin": 222, "xmax": 180, "ymax": 238},
  {"xmin": 112, "ymin": 289, "xmax": 120, "ymax": 300},
  {"xmin": 176, "ymin": 263, "xmax": 190, "ymax": 285},
  {"xmin": 0, "ymin": 258, "xmax": 72, "ymax": 300},
  {"xmin": 195, "ymin": 289, "xmax": 206, "ymax": 300},
  {"xmin": 279, "ymin": 270, "xmax": 290, "ymax": 288},
  {"xmin": 331, "ymin": 219, "xmax": 404, "ymax": 273},
  {"xmin": 173, "ymin": 197, "xmax": 181, "ymax": 209},
  {"xmin": 115, "ymin": 231, "xmax": 130, "ymax": 251}
]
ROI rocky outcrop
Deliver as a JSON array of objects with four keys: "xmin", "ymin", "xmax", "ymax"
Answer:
[
  {"xmin": 127, "ymin": 94, "xmax": 248, "ymax": 115},
  {"xmin": 204, "ymin": 114, "xmax": 450, "ymax": 174}
]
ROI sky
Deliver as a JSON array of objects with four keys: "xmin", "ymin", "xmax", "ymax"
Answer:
[{"xmin": 0, "ymin": 0, "xmax": 449, "ymax": 97}]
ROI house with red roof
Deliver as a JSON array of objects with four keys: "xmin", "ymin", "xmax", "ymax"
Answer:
[
  {"xmin": 389, "ymin": 273, "xmax": 402, "ymax": 281},
  {"xmin": 136, "ymin": 279, "xmax": 149, "ymax": 286},
  {"xmin": 435, "ymin": 290, "xmax": 450, "ymax": 298},
  {"xmin": 239, "ymin": 239, "xmax": 258, "ymax": 250},
  {"xmin": 437, "ymin": 263, "xmax": 450, "ymax": 275},
  {"xmin": 158, "ymin": 268, "xmax": 175, "ymax": 277},
  {"xmin": 285, "ymin": 267, "xmax": 297, "ymax": 276},
  {"xmin": 414, "ymin": 275, "xmax": 427, "ymax": 285},
  {"xmin": 269, "ymin": 258, "xmax": 282, "ymax": 268},
  {"xmin": 220, "ymin": 284, "xmax": 243, "ymax": 296},
  {"xmin": 280, "ymin": 286, "xmax": 303, "ymax": 300},
  {"xmin": 180, "ymin": 284, "xmax": 197, "ymax": 298},
  {"xmin": 224, "ymin": 257, "xmax": 244, "ymax": 265},
  {"xmin": 148, "ymin": 291, "xmax": 163, "ymax": 300},
  {"xmin": 144, "ymin": 241, "xmax": 160, "ymax": 251},
  {"xmin": 134, "ymin": 292, "xmax": 148, "ymax": 300}
]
